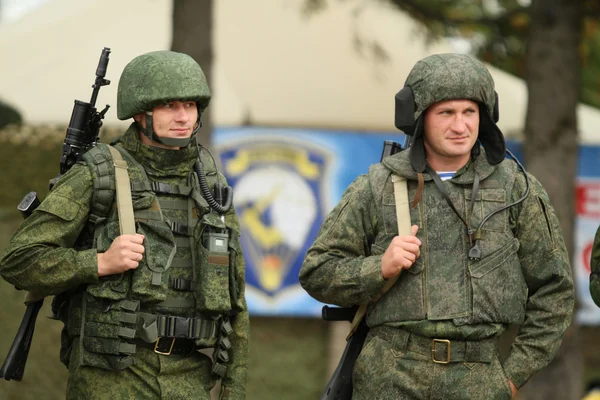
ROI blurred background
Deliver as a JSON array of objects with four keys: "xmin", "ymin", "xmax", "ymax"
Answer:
[{"xmin": 0, "ymin": 0, "xmax": 599, "ymax": 399}]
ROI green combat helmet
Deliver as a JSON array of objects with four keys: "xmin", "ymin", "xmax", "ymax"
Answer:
[
  {"xmin": 117, "ymin": 50, "xmax": 211, "ymax": 147},
  {"xmin": 394, "ymin": 53, "xmax": 505, "ymax": 172}
]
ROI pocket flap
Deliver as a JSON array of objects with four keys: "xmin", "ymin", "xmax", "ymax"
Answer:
[
  {"xmin": 481, "ymin": 189, "xmax": 506, "ymax": 203},
  {"xmin": 37, "ymin": 194, "xmax": 82, "ymax": 221},
  {"xmin": 469, "ymin": 238, "xmax": 519, "ymax": 278},
  {"xmin": 202, "ymin": 212, "xmax": 226, "ymax": 229}
]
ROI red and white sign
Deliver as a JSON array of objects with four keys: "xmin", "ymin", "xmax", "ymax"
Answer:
[{"xmin": 575, "ymin": 179, "xmax": 600, "ymax": 325}]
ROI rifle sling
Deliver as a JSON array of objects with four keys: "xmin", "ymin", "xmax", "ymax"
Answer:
[
  {"xmin": 347, "ymin": 174, "xmax": 411, "ymax": 339},
  {"xmin": 24, "ymin": 146, "xmax": 135, "ymax": 306},
  {"xmin": 108, "ymin": 146, "xmax": 136, "ymax": 236}
]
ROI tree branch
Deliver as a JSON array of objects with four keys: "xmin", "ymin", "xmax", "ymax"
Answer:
[{"xmin": 386, "ymin": 0, "xmax": 529, "ymax": 27}]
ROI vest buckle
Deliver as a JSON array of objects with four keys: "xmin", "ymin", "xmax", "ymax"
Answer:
[{"xmin": 154, "ymin": 337, "xmax": 176, "ymax": 356}]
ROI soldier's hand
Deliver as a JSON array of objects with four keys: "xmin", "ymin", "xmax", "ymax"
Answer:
[
  {"xmin": 509, "ymin": 380, "xmax": 517, "ymax": 398},
  {"xmin": 97, "ymin": 234, "xmax": 145, "ymax": 277},
  {"xmin": 381, "ymin": 225, "xmax": 421, "ymax": 279}
]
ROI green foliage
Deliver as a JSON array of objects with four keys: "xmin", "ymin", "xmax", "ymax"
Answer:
[
  {"xmin": 306, "ymin": 0, "xmax": 600, "ymax": 109},
  {"xmin": 246, "ymin": 317, "xmax": 328, "ymax": 400},
  {"xmin": 0, "ymin": 100, "xmax": 22, "ymax": 129},
  {"xmin": 582, "ymin": 22, "xmax": 600, "ymax": 107}
]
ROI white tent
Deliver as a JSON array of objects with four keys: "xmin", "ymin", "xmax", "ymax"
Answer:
[{"xmin": 1, "ymin": 0, "xmax": 599, "ymax": 144}]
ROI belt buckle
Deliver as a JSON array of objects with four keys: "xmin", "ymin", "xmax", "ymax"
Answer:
[
  {"xmin": 431, "ymin": 339, "xmax": 451, "ymax": 364},
  {"xmin": 154, "ymin": 337, "xmax": 176, "ymax": 356}
]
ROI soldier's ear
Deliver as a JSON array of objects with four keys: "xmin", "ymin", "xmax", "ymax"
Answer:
[{"xmin": 133, "ymin": 113, "xmax": 144, "ymax": 125}]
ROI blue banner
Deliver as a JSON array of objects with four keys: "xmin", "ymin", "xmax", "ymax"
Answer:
[{"xmin": 214, "ymin": 127, "xmax": 404, "ymax": 316}]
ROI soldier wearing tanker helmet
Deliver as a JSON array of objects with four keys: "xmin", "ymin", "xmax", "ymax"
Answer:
[
  {"xmin": 0, "ymin": 51, "xmax": 248, "ymax": 399},
  {"xmin": 300, "ymin": 53, "xmax": 573, "ymax": 399},
  {"xmin": 591, "ymin": 227, "xmax": 600, "ymax": 306}
]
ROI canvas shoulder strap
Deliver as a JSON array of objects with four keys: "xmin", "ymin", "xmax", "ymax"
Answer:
[
  {"xmin": 107, "ymin": 146, "xmax": 136, "ymax": 235},
  {"xmin": 24, "ymin": 145, "xmax": 135, "ymax": 305},
  {"xmin": 347, "ymin": 174, "xmax": 411, "ymax": 338}
]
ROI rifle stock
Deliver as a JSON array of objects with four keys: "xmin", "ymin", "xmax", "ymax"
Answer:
[
  {"xmin": 0, "ymin": 300, "xmax": 43, "ymax": 381},
  {"xmin": 320, "ymin": 315, "xmax": 368, "ymax": 400}
]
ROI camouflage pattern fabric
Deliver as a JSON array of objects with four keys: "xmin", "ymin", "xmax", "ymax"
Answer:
[
  {"xmin": 590, "ymin": 225, "xmax": 600, "ymax": 306},
  {"xmin": 0, "ymin": 125, "xmax": 249, "ymax": 399},
  {"xmin": 66, "ymin": 339, "xmax": 215, "ymax": 400},
  {"xmin": 299, "ymin": 148, "xmax": 574, "ymax": 395},
  {"xmin": 353, "ymin": 330, "xmax": 512, "ymax": 400},
  {"xmin": 405, "ymin": 53, "xmax": 496, "ymax": 121}
]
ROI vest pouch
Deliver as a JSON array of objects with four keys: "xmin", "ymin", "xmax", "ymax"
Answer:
[
  {"xmin": 365, "ymin": 235, "xmax": 427, "ymax": 326},
  {"xmin": 130, "ymin": 221, "xmax": 176, "ymax": 304},
  {"xmin": 71, "ymin": 294, "xmax": 139, "ymax": 372},
  {"xmin": 468, "ymin": 237, "xmax": 527, "ymax": 324},
  {"xmin": 228, "ymin": 232, "xmax": 243, "ymax": 313},
  {"xmin": 87, "ymin": 220, "xmax": 131, "ymax": 300},
  {"xmin": 196, "ymin": 213, "xmax": 232, "ymax": 313}
]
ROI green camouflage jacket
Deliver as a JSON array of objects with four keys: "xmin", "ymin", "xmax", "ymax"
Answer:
[
  {"xmin": 300, "ymin": 148, "xmax": 573, "ymax": 389},
  {"xmin": 590, "ymin": 226, "xmax": 600, "ymax": 306},
  {"xmin": 0, "ymin": 125, "xmax": 248, "ymax": 398}
]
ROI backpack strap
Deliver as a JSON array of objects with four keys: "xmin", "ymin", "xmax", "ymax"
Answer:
[
  {"xmin": 83, "ymin": 144, "xmax": 135, "ymax": 239},
  {"xmin": 347, "ymin": 173, "xmax": 411, "ymax": 339}
]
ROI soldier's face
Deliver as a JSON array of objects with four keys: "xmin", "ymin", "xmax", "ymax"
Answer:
[
  {"xmin": 135, "ymin": 100, "xmax": 198, "ymax": 149},
  {"xmin": 151, "ymin": 100, "xmax": 198, "ymax": 138},
  {"xmin": 423, "ymin": 99, "xmax": 479, "ymax": 169}
]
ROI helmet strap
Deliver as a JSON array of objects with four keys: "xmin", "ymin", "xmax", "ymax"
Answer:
[{"xmin": 138, "ymin": 111, "xmax": 194, "ymax": 148}]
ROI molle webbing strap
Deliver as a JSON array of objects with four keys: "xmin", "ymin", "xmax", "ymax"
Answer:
[
  {"xmin": 156, "ymin": 315, "xmax": 217, "ymax": 339},
  {"xmin": 175, "ymin": 236, "xmax": 192, "ymax": 248},
  {"xmin": 85, "ymin": 146, "xmax": 116, "ymax": 227},
  {"xmin": 347, "ymin": 174, "xmax": 411, "ymax": 339},
  {"xmin": 108, "ymin": 147, "xmax": 136, "ymax": 236},
  {"xmin": 212, "ymin": 318, "xmax": 233, "ymax": 378},
  {"xmin": 130, "ymin": 181, "xmax": 193, "ymax": 196},
  {"xmin": 171, "ymin": 277, "xmax": 195, "ymax": 291},
  {"xmin": 136, "ymin": 313, "xmax": 218, "ymax": 343},
  {"xmin": 168, "ymin": 221, "xmax": 194, "ymax": 236},
  {"xmin": 83, "ymin": 337, "xmax": 136, "ymax": 355}
]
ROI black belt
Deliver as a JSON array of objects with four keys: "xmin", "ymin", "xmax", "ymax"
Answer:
[
  {"xmin": 130, "ymin": 337, "xmax": 196, "ymax": 356},
  {"xmin": 370, "ymin": 325, "xmax": 497, "ymax": 364}
]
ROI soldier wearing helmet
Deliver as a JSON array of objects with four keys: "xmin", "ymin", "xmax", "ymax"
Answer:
[
  {"xmin": 591, "ymin": 227, "xmax": 600, "ymax": 306},
  {"xmin": 300, "ymin": 53, "xmax": 573, "ymax": 399},
  {"xmin": 0, "ymin": 51, "xmax": 248, "ymax": 399}
]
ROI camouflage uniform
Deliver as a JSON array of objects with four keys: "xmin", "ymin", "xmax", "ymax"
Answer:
[
  {"xmin": 591, "ymin": 226, "xmax": 600, "ymax": 306},
  {"xmin": 0, "ymin": 51, "xmax": 248, "ymax": 399},
  {"xmin": 300, "ymin": 54, "xmax": 573, "ymax": 400}
]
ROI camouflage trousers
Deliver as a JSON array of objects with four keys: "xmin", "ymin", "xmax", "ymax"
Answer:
[
  {"xmin": 352, "ymin": 327, "xmax": 513, "ymax": 400},
  {"xmin": 65, "ymin": 338, "xmax": 215, "ymax": 400}
]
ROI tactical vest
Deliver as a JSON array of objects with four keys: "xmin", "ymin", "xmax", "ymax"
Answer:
[
  {"xmin": 56, "ymin": 143, "xmax": 239, "ymax": 376},
  {"xmin": 364, "ymin": 159, "xmax": 528, "ymax": 328}
]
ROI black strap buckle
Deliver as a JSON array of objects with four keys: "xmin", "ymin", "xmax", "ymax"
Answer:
[
  {"xmin": 163, "ymin": 316, "xmax": 193, "ymax": 338},
  {"xmin": 152, "ymin": 181, "xmax": 175, "ymax": 194},
  {"xmin": 169, "ymin": 221, "xmax": 191, "ymax": 236}
]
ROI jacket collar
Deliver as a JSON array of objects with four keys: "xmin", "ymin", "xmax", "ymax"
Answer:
[{"xmin": 382, "ymin": 146, "xmax": 497, "ymax": 184}]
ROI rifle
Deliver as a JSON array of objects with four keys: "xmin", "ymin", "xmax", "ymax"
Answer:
[
  {"xmin": 320, "ymin": 140, "xmax": 405, "ymax": 400},
  {"xmin": 0, "ymin": 47, "xmax": 111, "ymax": 381}
]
